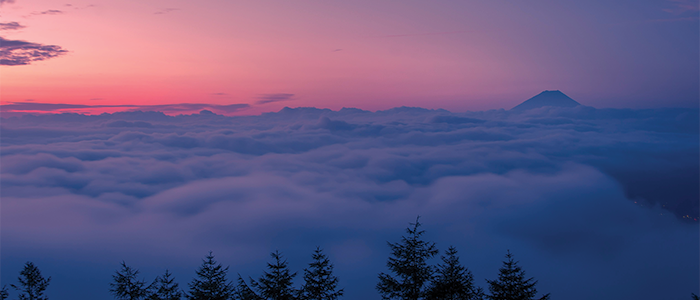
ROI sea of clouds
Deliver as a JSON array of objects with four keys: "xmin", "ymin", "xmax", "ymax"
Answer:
[{"xmin": 1, "ymin": 106, "xmax": 698, "ymax": 299}]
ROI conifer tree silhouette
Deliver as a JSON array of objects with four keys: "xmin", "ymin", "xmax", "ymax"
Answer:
[
  {"xmin": 11, "ymin": 262, "xmax": 51, "ymax": 300},
  {"xmin": 377, "ymin": 216, "xmax": 438, "ymax": 300},
  {"xmin": 187, "ymin": 252, "xmax": 233, "ymax": 300},
  {"xmin": 235, "ymin": 275, "xmax": 262, "ymax": 300},
  {"xmin": 1, "ymin": 285, "xmax": 9, "ymax": 300},
  {"xmin": 148, "ymin": 270, "xmax": 183, "ymax": 300},
  {"xmin": 251, "ymin": 251, "xmax": 298, "ymax": 300},
  {"xmin": 110, "ymin": 261, "xmax": 149, "ymax": 300},
  {"xmin": 299, "ymin": 247, "xmax": 343, "ymax": 300},
  {"xmin": 426, "ymin": 246, "xmax": 484, "ymax": 300},
  {"xmin": 485, "ymin": 251, "xmax": 549, "ymax": 300},
  {"xmin": 692, "ymin": 293, "xmax": 699, "ymax": 300}
]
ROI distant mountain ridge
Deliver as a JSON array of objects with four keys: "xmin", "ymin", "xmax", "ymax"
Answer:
[{"xmin": 512, "ymin": 90, "xmax": 580, "ymax": 110}]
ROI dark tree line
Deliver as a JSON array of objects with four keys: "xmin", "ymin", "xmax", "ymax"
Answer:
[
  {"xmin": 108, "ymin": 248, "xmax": 343, "ymax": 300},
  {"xmin": 377, "ymin": 217, "xmax": 549, "ymax": 300},
  {"xmin": 6, "ymin": 218, "xmax": 699, "ymax": 300}
]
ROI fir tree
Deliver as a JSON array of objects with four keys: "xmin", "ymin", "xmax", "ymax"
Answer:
[
  {"xmin": 425, "ymin": 246, "xmax": 483, "ymax": 300},
  {"xmin": 377, "ymin": 216, "xmax": 439, "ymax": 300},
  {"xmin": 187, "ymin": 252, "xmax": 234, "ymax": 300},
  {"xmin": 110, "ymin": 261, "xmax": 150, "ymax": 300},
  {"xmin": 485, "ymin": 251, "xmax": 549, "ymax": 300},
  {"xmin": 299, "ymin": 247, "xmax": 344, "ymax": 300},
  {"xmin": 11, "ymin": 262, "xmax": 51, "ymax": 300},
  {"xmin": 148, "ymin": 270, "xmax": 183, "ymax": 300},
  {"xmin": 1, "ymin": 285, "xmax": 8, "ymax": 300},
  {"xmin": 235, "ymin": 275, "xmax": 262, "ymax": 300},
  {"xmin": 251, "ymin": 251, "xmax": 298, "ymax": 300}
]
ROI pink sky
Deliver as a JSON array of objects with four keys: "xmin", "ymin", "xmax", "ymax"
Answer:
[{"xmin": 1, "ymin": 0, "xmax": 698, "ymax": 115}]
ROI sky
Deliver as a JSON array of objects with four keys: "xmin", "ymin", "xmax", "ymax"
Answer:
[
  {"xmin": 0, "ymin": 0, "xmax": 698, "ymax": 115},
  {"xmin": 1, "ymin": 1, "xmax": 699, "ymax": 300}
]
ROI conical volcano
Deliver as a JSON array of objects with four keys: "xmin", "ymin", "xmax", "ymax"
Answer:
[{"xmin": 511, "ymin": 90, "xmax": 580, "ymax": 110}]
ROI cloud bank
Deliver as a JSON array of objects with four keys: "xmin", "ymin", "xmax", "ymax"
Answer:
[{"xmin": 1, "ymin": 106, "xmax": 697, "ymax": 300}]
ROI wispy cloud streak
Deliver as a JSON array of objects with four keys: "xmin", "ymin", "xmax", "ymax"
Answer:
[
  {"xmin": 256, "ymin": 93, "xmax": 295, "ymax": 104},
  {"xmin": 0, "ymin": 101, "xmax": 250, "ymax": 115},
  {"xmin": 0, "ymin": 37, "xmax": 68, "ymax": 65},
  {"xmin": 154, "ymin": 8, "xmax": 179, "ymax": 15},
  {"xmin": 0, "ymin": 22, "xmax": 26, "ymax": 30},
  {"xmin": 663, "ymin": 0, "xmax": 699, "ymax": 14}
]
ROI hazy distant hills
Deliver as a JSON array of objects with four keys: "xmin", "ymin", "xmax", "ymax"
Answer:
[{"xmin": 512, "ymin": 90, "xmax": 581, "ymax": 110}]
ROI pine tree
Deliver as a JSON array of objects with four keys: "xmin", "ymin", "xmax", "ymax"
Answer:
[
  {"xmin": 425, "ymin": 246, "xmax": 483, "ymax": 300},
  {"xmin": 148, "ymin": 270, "xmax": 183, "ymax": 300},
  {"xmin": 299, "ymin": 247, "xmax": 344, "ymax": 300},
  {"xmin": 235, "ymin": 275, "xmax": 262, "ymax": 300},
  {"xmin": 251, "ymin": 251, "xmax": 298, "ymax": 300},
  {"xmin": 11, "ymin": 262, "xmax": 51, "ymax": 300},
  {"xmin": 1, "ymin": 285, "xmax": 10, "ymax": 300},
  {"xmin": 187, "ymin": 252, "xmax": 234, "ymax": 300},
  {"xmin": 485, "ymin": 251, "xmax": 549, "ymax": 300},
  {"xmin": 377, "ymin": 216, "xmax": 439, "ymax": 300},
  {"xmin": 692, "ymin": 293, "xmax": 699, "ymax": 300},
  {"xmin": 110, "ymin": 261, "xmax": 150, "ymax": 300}
]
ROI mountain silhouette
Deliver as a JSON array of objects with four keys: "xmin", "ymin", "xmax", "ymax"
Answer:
[{"xmin": 511, "ymin": 90, "xmax": 580, "ymax": 110}]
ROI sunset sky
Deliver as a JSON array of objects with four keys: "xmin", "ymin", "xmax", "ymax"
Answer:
[
  {"xmin": 1, "ymin": 0, "xmax": 698, "ymax": 115},
  {"xmin": 2, "ymin": 1, "xmax": 699, "ymax": 299}
]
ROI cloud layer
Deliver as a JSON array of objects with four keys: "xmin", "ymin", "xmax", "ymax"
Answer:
[{"xmin": 1, "ymin": 106, "xmax": 698, "ymax": 300}]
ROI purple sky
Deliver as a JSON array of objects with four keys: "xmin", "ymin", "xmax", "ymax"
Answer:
[{"xmin": 0, "ymin": 0, "xmax": 698, "ymax": 114}]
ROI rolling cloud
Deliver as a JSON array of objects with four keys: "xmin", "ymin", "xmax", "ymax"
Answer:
[
  {"xmin": 1, "ymin": 106, "xmax": 697, "ymax": 299},
  {"xmin": 0, "ymin": 37, "xmax": 68, "ymax": 66}
]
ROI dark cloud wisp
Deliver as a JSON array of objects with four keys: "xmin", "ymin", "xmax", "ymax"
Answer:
[
  {"xmin": 256, "ymin": 93, "xmax": 295, "ymax": 104},
  {"xmin": 0, "ymin": 37, "xmax": 68, "ymax": 66},
  {"xmin": 0, "ymin": 22, "xmax": 26, "ymax": 31},
  {"xmin": 38, "ymin": 9, "xmax": 64, "ymax": 14}
]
